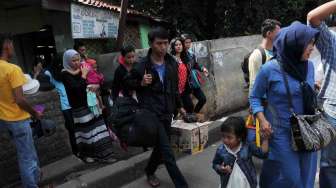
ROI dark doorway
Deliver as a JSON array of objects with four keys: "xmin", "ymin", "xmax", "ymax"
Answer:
[{"xmin": 13, "ymin": 25, "xmax": 57, "ymax": 73}]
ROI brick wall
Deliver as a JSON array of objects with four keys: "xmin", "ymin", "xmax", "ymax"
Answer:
[
  {"xmin": 0, "ymin": 91, "xmax": 72, "ymax": 187},
  {"xmin": 124, "ymin": 23, "xmax": 141, "ymax": 49}
]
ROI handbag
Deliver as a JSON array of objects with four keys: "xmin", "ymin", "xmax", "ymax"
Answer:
[
  {"xmin": 190, "ymin": 69, "xmax": 205, "ymax": 88},
  {"xmin": 108, "ymin": 96, "xmax": 158, "ymax": 147},
  {"xmin": 127, "ymin": 109, "xmax": 158, "ymax": 147},
  {"xmin": 280, "ymin": 66, "xmax": 336, "ymax": 152}
]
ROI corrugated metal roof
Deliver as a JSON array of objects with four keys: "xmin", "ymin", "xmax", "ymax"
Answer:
[{"xmin": 74, "ymin": 0, "xmax": 164, "ymax": 22}]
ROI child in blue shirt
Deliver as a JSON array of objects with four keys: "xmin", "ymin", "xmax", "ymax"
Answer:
[{"xmin": 212, "ymin": 116, "xmax": 270, "ymax": 188}]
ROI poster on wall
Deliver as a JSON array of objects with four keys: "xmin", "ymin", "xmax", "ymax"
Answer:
[{"xmin": 71, "ymin": 3, "xmax": 119, "ymax": 39}]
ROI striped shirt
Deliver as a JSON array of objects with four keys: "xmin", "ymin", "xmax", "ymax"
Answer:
[{"xmin": 313, "ymin": 22, "xmax": 336, "ymax": 118}]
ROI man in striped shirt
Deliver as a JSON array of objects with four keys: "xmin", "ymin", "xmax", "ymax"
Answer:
[{"xmin": 308, "ymin": 1, "xmax": 336, "ymax": 187}]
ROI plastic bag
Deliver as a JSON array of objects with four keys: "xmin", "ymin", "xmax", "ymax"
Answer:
[{"xmin": 226, "ymin": 162, "xmax": 251, "ymax": 188}]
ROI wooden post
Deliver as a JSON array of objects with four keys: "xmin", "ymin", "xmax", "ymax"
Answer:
[{"xmin": 116, "ymin": 0, "xmax": 128, "ymax": 50}]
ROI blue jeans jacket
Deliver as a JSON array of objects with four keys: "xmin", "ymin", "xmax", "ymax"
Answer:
[{"xmin": 212, "ymin": 143, "xmax": 268, "ymax": 188}]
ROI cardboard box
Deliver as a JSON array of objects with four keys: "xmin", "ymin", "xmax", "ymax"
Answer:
[{"xmin": 170, "ymin": 120, "xmax": 209, "ymax": 155}]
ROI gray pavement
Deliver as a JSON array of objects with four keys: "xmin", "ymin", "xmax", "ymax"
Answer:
[
  {"xmin": 122, "ymin": 142, "xmax": 320, "ymax": 188},
  {"xmin": 122, "ymin": 143, "xmax": 220, "ymax": 188},
  {"xmin": 52, "ymin": 109, "xmax": 320, "ymax": 188}
]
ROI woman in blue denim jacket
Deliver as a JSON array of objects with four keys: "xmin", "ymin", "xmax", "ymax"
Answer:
[
  {"xmin": 212, "ymin": 117, "xmax": 269, "ymax": 188},
  {"xmin": 249, "ymin": 21, "xmax": 319, "ymax": 188}
]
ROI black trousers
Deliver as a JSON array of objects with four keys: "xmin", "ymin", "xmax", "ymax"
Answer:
[
  {"xmin": 181, "ymin": 87, "xmax": 206, "ymax": 113},
  {"xmin": 62, "ymin": 109, "xmax": 78, "ymax": 155},
  {"xmin": 145, "ymin": 119, "xmax": 188, "ymax": 188}
]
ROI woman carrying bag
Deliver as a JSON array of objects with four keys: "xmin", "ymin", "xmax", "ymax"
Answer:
[{"xmin": 249, "ymin": 21, "xmax": 319, "ymax": 188}]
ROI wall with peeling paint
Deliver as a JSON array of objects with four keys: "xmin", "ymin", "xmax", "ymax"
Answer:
[{"xmin": 97, "ymin": 35, "xmax": 262, "ymax": 119}]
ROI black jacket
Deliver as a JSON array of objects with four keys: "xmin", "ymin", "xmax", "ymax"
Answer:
[
  {"xmin": 112, "ymin": 64, "xmax": 129, "ymax": 101},
  {"xmin": 125, "ymin": 49, "xmax": 182, "ymax": 120},
  {"xmin": 61, "ymin": 71, "xmax": 87, "ymax": 109}
]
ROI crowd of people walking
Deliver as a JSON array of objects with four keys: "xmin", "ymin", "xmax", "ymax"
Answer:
[{"xmin": 2, "ymin": 1, "xmax": 336, "ymax": 188}]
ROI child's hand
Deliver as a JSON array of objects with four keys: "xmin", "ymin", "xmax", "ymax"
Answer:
[
  {"xmin": 260, "ymin": 119, "xmax": 272, "ymax": 138},
  {"xmin": 260, "ymin": 129, "xmax": 272, "ymax": 140},
  {"xmin": 220, "ymin": 162, "xmax": 232, "ymax": 174},
  {"xmin": 81, "ymin": 65, "xmax": 90, "ymax": 76}
]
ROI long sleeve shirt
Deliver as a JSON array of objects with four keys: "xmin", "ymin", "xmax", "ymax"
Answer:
[
  {"xmin": 249, "ymin": 59, "xmax": 314, "ymax": 161},
  {"xmin": 212, "ymin": 143, "xmax": 268, "ymax": 188}
]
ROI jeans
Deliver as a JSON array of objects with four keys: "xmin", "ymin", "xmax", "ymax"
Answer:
[
  {"xmin": 320, "ymin": 112, "xmax": 336, "ymax": 188},
  {"xmin": 0, "ymin": 119, "xmax": 40, "ymax": 188},
  {"xmin": 62, "ymin": 109, "xmax": 77, "ymax": 154},
  {"xmin": 181, "ymin": 87, "xmax": 206, "ymax": 113},
  {"xmin": 145, "ymin": 119, "xmax": 188, "ymax": 188}
]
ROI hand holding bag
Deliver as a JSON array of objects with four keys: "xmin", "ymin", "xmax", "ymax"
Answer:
[{"xmin": 280, "ymin": 66, "xmax": 336, "ymax": 152}]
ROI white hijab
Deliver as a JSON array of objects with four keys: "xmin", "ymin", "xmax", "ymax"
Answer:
[{"xmin": 62, "ymin": 49, "xmax": 79, "ymax": 72}]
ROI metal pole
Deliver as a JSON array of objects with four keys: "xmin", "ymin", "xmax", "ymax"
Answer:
[{"xmin": 116, "ymin": 0, "xmax": 128, "ymax": 50}]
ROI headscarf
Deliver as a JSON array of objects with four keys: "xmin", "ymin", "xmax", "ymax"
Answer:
[
  {"xmin": 62, "ymin": 49, "xmax": 79, "ymax": 72},
  {"xmin": 273, "ymin": 21, "xmax": 320, "ymax": 115},
  {"xmin": 273, "ymin": 21, "xmax": 319, "ymax": 81}
]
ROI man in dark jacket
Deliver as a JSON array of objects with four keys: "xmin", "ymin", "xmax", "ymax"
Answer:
[{"xmin": 125, "ymin": 27, "xmax": 188, "ymax": 188}]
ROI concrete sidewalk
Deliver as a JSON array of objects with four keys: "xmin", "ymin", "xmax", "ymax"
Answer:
[
  {"xmin": 122, "ymin": 142, "xmax": 221, "ymax": 188},
  {"xmin": 37, "ymin": 110, "xmax": 247, "ymax": 188},
  {"xmin": 51, "ymin": 108, "xmax": 321, "ymax": 188},
  {"xmin": 54, "ymin": 110, "xmax": 248, "ymax": 188},
  {"xmin": 122, "ymin": 143, "xmax": 320, "ymax": 188}
]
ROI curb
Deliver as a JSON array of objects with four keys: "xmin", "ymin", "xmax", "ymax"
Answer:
[
  {"xmin": 56, "ymin": 110, "xmax": 248, "ymax": 188},
  {"xmin": 56, "ymin": 152, "xmax": 151, "ymax": 188},
  {"xmin": 40, "ymin": 155, "xmax": 85, "ymax": 185}
]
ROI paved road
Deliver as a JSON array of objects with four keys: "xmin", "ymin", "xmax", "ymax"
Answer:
[
  {"xmin": 122, "ymin": 143, "xmax": 220, "ymax": 188},
  {"xmin": 122, "ymin": 142, "xmax": 320, "ymax": 188}
]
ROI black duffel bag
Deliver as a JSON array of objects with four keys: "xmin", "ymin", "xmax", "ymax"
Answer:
[
  {"xmin": 128, "ymin": 109, "xmax": 159, "ymax": 147},
  {"xmin": 109, "ymin": 96, "xmax": 158, "ymax": 147}
]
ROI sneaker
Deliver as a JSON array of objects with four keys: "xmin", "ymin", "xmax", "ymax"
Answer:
[
  {"xmin": 147, "ymin": 175, "xmax": 160, "ymax": 187},
  {"xmin": 83, "ymin": 157, "xmax": 95, "ymax": 163},
  {"xmin": 183, "ymin": 113, "xmax": 198, "ymax": 123}
]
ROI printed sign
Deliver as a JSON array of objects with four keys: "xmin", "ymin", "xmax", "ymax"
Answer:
[{"xmin": 71, "ymin": 3, "xmax": 119, "ymax": 39}]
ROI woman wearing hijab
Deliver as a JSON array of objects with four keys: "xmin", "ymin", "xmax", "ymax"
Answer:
[
  {"xmin": 249, "ymin": 21, "xmax": 319, "ymax": 188},
  {"xmin": 61, "ymin": 49, "xmax": 115, "ymax": 163}
]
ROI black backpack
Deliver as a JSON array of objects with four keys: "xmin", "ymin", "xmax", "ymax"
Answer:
[{"xmin": 241, "ymin": 47, "xmax": 266, "ymax": 87}]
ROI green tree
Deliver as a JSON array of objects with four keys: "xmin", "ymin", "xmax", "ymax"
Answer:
[{"xmin": 113, "ymin": 0, "xmax": 330, "ymax": 40}]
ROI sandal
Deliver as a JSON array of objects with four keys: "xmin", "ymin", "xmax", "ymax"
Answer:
[{"xmin": 147, "ymin": 175, "xmax": 160, "ymax": 187}]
